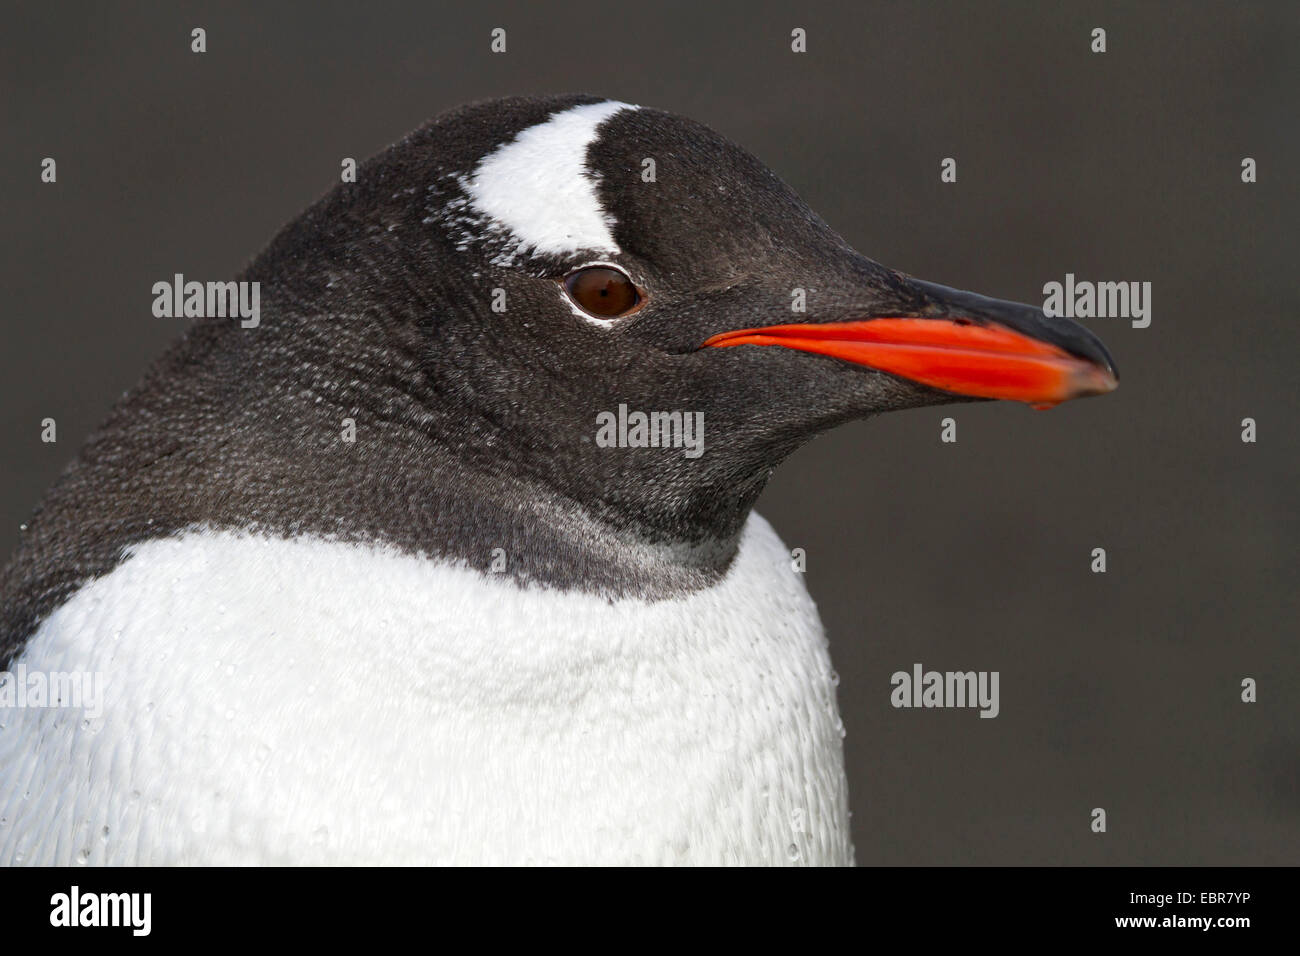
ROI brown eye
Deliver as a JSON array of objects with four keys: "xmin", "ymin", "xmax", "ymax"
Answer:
[{"xmin": 563, "ymin": 266, "xmax": 641, "ymax": 318}]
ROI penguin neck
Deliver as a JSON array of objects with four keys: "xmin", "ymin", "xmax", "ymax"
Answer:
[{"xmin": 152, "ymin": 296, "xmax": 769, "ymax": 597}]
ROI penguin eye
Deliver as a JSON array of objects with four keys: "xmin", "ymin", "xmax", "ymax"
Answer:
[{"xmin": 562, "ymin": 266, "xmax": 642, "ymax": 319}]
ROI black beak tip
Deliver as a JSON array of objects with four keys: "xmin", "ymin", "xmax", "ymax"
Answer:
[
  {"xmin": 907, "ymin": 279, "xmax": 1118, "ymax": 383},
  {"xmin": 1071, "ymin": 324, "xmax": 1120, "ymax": 382}
]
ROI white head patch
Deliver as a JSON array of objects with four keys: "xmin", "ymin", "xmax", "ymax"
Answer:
[{"xmin": 451, "ymin": 100, "xmax": 638, "ymax": 266}]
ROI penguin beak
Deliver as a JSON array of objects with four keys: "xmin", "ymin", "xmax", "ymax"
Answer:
[{"xmin": 703, "ymin": 279, "xmax": 1118, "ymax": 409}]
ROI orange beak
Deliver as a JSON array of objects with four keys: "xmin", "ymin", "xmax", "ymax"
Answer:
[{"xmin": 703, "ymin": 317, "xmax": 1118, "ymax": 409}]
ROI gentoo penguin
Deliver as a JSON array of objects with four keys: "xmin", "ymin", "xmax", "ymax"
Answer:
[{"xmin": 0, "ymin": 95, "xmax": 1116, "ymax": 866}]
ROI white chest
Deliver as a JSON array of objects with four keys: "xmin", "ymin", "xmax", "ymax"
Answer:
[{"xmin": 0, "ymin": 513, "xmax": 852, "ymax": 865}]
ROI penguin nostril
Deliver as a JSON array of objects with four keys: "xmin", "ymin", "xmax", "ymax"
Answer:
[{"xmin": 562, "ymin": 265, "xmax": 643, "ymax": 319}]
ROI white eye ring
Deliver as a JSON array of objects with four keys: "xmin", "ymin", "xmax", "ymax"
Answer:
[{"xmin": 558, "ymin": 261, "xmax": 646, "ymax": 327}]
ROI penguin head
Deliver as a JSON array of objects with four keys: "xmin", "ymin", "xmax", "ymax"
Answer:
[{"xmin": 248, "ymin": 95, "xmax": 1117, "ymax": 548}]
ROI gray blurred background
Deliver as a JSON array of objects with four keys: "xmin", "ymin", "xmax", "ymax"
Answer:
[{"xmin": 3, "ymin": 1, "xmax": 1296, "ymax": 864}]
